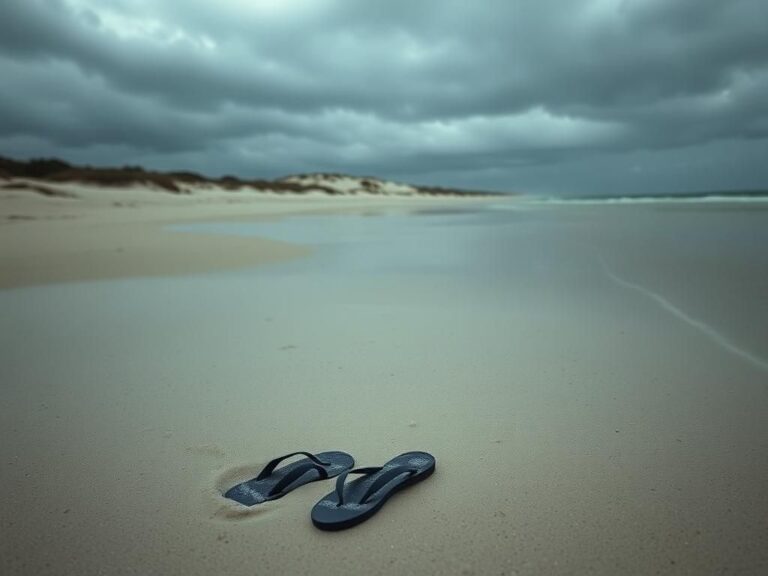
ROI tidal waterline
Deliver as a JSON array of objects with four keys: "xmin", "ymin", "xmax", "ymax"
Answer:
[{"xmin": 176, "ymin": 200, "xmax": 768, "ymax": 370}]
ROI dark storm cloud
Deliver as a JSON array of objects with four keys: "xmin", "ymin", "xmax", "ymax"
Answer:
[{"xmin": 1, "ymin": 0, "xmax": 767, "ymax": 193}]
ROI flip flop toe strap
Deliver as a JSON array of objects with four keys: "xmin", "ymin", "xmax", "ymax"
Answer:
[
  {"xmin": 256, "ymin": 451, "xmax": 331, "ymax": 481},
  {"xmin": 268, "ymin": 460, "xmax": 329, "ymax": 496},
  {"xmin": 335, "ymin": 466, "xmax": 417, "ymax": 506}
]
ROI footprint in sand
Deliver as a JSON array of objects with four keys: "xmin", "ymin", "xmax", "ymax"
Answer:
[{"xmin": 207, "ymin": 463, "xmax": 276, "ymax": 523}]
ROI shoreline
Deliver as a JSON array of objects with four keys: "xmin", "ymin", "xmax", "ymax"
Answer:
[{"xmin": 0, "ymin": 180, "xmax": 496, "ymax": 289}]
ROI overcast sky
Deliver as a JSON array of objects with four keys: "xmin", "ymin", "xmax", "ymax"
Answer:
[{"xmin": 1, "ymin": 0, "xmax": 768, "ymax": 195}]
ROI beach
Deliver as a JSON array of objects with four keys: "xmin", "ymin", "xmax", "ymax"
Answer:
[
  {"xmin": 1, "ymin": 184, "xmax": 768, "ymax": 575},
  {"xmin": 0, "ymin": 180, "xmax": 472, "ymax": 289}
]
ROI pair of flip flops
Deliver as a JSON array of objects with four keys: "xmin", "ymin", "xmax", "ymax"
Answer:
[{"xmin": 223, "ymin": 450, "xmax": 435, "ymax": 531}]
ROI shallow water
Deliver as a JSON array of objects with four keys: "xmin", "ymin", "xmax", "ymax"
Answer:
[{"xmin": 176, "ymin": 200, "xmax": 768, "ymax": 367}]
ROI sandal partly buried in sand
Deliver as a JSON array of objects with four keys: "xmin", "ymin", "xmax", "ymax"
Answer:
[
  {"xmin": 311, "ymin": 451, "xmax": 436, "ymax": 531},
  {"xmin": 224, "ymin": 451, "xmax": 354, "ymax": 506}
]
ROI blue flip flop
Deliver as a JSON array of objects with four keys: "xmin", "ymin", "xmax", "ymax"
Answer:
[
  {"xmin": 224, "ymin": 451, "xmax": 354, "ymax": 506},
  {"xmin": 311, "ymin": 451, "xmax": 435, "ymax": 530}
]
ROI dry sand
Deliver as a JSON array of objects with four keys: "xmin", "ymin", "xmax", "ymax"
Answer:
[{"xmin": 1, "ymin": 183, "xmax": 767, "ymax": 575}]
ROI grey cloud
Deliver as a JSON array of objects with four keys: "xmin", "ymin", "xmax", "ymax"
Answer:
[{"xmin": 1, "ymin": 0, "xmax": 767, "ymax": 193}]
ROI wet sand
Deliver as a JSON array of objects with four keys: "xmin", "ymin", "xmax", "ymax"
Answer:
[
  {"xmin": 1, "ymin": 193, "xmax": 767, "ymax": 575},
  {"xmin": 1, "ymin": 180, "xmax": 480, "ymax": 289}
]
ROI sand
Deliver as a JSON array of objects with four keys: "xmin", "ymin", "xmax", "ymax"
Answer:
[
  {"xmin": 0, "ymin": 179, "xmax": 482, "ymax": 289},
  {"xmin": 1, "ymin": 183, "xmax": 768, "ymax": 575}
]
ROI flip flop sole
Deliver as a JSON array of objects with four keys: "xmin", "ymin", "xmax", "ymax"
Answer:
[
  {"xmin": 311, "ymin": 451, "xmax": 435, "ymax": 530},
  {"xmin": 225, "ymin": 450, "xmax": 354, "ymax": 506}
]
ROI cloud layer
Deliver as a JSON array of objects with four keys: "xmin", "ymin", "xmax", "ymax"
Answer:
[{"xmin": 1, "ymin": 0, "xmax": 768, "ymax": 193}]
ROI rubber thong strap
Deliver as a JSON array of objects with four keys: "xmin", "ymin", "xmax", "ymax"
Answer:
[
  {"xmin": 335, "ymin": 467, "xmax": 382, "ymax": 506},
  {"xmin": 268, "ymin": 460, "xmax": 328, "ymax": 496},
  {"xmin": 335, "ymin": 466, "xmax": 417, "ymax": 506},
  {"xmin": 256, "ymin": 451, "xmax": 331, "ymax": 481},
  {"xmin": 359, "ymin": 466, "xmax": 417, "ymax": 504}
]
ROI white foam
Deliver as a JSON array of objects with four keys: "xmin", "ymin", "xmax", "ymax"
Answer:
[
  {"xmin": 522, "ymin": 195, "xmax": 768, "ymax": 206},
  {"xmin": 600, "ymin": 258, "xmax": 768, "ymax": 374}
]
